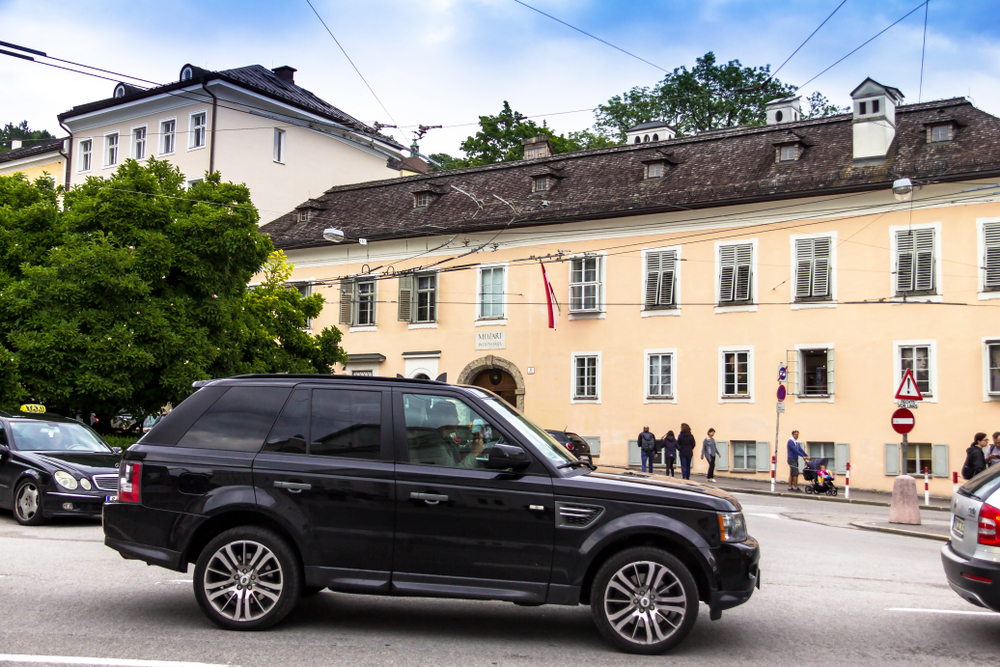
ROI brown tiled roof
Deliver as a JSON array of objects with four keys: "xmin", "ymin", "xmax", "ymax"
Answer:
[
  {"xmin": 261, "ymin": 98, "xmax": 1000, "ymax": 250},
  {"xmin": 0, "ymin": 138, "xmax": 66, "ymax": 165}
]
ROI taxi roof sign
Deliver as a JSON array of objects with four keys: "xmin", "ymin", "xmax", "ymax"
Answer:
[
  {"xmin": 894, "ymin": 368, "xmax": 924, "ymax": 401},
  {"xmin": 19, "ymin": 404, "xmax": 46, "ymax": 413}
]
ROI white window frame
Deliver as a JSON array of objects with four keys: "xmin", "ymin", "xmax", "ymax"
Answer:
[
  {"xmin": 414, "ymin": 192, "xmax": 431, "ymax": 208},
  {"xmin": 570, "ymin": 352, "xmax": 601, "ymax": 404},
  {"xmin": 568, "ymin": 253, "xmax": 606, "ymax": 320},
  {"xmin": 793, "ymin": 343, "xmax": 835, "ymax": 404},
  {"xmin": 351, "ymin": 276, "xmax": 378, "ymax": 331},
  {"xmin": 983, "ymin": 337, "xmax": 1000, "ymax": 402},
  {"xmin": 644, "ymin": 348, "xmax": 677, "ymax": 404},
  {"xmin": 287, "ymin": 278, "xmax": 315, "ymax": 331},
  {"xmin": 131, "ymin": 125, "xmax": 147, "ymax": 161},
  {"xmin": 186, "ymin": 179, "xmax": 203, "ymax": 189},
  {"xmin": 893, "ymin": 339, "xmax": 938, "ymax": 403},
  {"xmin": 411, "ymin": 271, "xmax": 439, "ymax": 328},
  {"xmin": 188, "ymin": 111, "xmax": 208, "ymax": 150},
  {"xmin": 78, "ymin": 138, "xmax": 93, "ymax": 173},
  {"xmin": 476, "ymin": 262, "xmax": 508, "ymax": 325},
  {"xmin": 930, "ymin": 124, "xmax": 950, "ymax": 143},
  {"xmin": 977, "ymin": 217, "xmax": 1000, "ymax": 300},
  {"xmin": 779, "ymin": 145, "xmax": 797, "ymax": 162},
  {"xmin": 532, "ymin": 176, "xmax": 551, "ymax": 193},
  {"xmin": 889, "ymin": 222, "xmax": 942, "ymax": 303},
  {"xmin": 103, "ymin": 131, "xmax": 119, "ymax": 167},
  {"xmin": 718, "ymin": 346, "xmax": 754, "ymax": 403},
  {"xmin": 715, "ymin": 238, "xmax": 758, "ymax": 313},
  {"xmin": 159, "ymin": 118, "xmax": 177, "ymax": 155},
  {"xmin": 731, "ymin": 440, "xmax": 758, "ymax": 472},
  {"xmin": 790, "ymin": 232, "xmax": 837, "ymax": 310},
  {"xmin": 273, "ymin": 128, "xmax": 286, "ymax": 164},
  {"xmin": 643, "ymin": 162, "xmax": 664, "ymax": 180},
  {"xmin": 641, "ymin": 245, "xmax": 682, "ymax": 317}
]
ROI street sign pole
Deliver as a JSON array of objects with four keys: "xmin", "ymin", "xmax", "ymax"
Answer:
[
  {"xmin": 773, "ymin": 408, "xmax": 780, "ymax": 493},
  {"xmin": 902, "ymin": 432, "xmax": 908, "ymax": 477}
]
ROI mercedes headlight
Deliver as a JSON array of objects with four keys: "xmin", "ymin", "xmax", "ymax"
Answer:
[
  {"xmin": 80, "ymin": 478, "xmax": 92, "ymax": 490},
  {"xmin": 54, "ymin": 471, "xmax": 79, "ymax": 490},
  {"xmin": 717, "ymin": 512, "xmax": 748, "ymax": 543}
]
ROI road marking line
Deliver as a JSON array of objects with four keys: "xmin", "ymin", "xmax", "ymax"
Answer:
[
  {"xmin": 886, "ymin": 608, "xmax": 997, "ymax": 616},
  {"xmin": 746, "ymin": 512, "xmax": 784, "ymax": 519},
  {"xmin": 0, "ymin": 655, "xmax": 231, "ymax": 667}
]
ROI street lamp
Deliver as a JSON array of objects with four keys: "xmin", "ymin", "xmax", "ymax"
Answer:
[
  {"xmin": 892, "ymin": 178, "xmax": 914, "ymax": 202},
  {"xmin": 322, "ymin": 228, "xmax": 345, "ymax": 243}
]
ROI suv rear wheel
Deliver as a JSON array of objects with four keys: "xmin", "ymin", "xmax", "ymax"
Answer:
[
  {"xmin": 591, "ymin": 546, "xmax": 698, "ymax": 654},
  {"xmin": 193, "ymin": 526, "xmax": 302, "ymax": 631}
]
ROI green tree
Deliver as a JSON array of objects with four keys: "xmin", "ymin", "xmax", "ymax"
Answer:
[
  {"xmin": 802, "ymin": 91, "xmax": 849, "ymax": 119},
  {"xmin": 428, "ymin": 153, "xmax": 471, "ymax": 172},
  {"xmin": 0, "ymin": 121, "xmax": 55, "ymax": 152}
]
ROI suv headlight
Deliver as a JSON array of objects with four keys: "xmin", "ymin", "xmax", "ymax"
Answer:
[
  {"xmin": 54, "ymin": 471, "xmax": 79, "ymax": 490},
  {"xmin": 718, "ymin": 512, "xmax": 747, "ymax": 543}
]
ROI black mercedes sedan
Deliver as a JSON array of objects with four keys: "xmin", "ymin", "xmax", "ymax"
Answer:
[{"xmin": 0, "ymin": 409, "xmax": 121, "ymax": 525}]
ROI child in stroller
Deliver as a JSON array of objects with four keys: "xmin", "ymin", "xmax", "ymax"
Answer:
[{"xmin": 802, "ymin": 457, "xmax": 838, "ymax": 496}]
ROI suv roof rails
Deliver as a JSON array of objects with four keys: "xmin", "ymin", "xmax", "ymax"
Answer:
[{"xmin": 222, "ymin": 373, "xmax": 447, "ymax": 385}]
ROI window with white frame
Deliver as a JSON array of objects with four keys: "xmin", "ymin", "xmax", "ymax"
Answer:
[
  {"xmin": 292, "ymin": 281, "xmax": 313, "ymax": 329},
  {"xmin": 732, "ymin": 441, "xmax": 757, "ymax": 471},
  {"xmin": 718, "ymin": 243, "xmax": 753, "ymax": 305},
  {"xmin": 899, "ymin": 344, "xmax": 932, "ymax": 396},
  {"xmin": 983, "ymin": 221, "xmax": 1000, "ymax": 292},
  {"xmin": 644, "ymin": 162, "xmax": 664, "ymax": 179},
  {"xmin": 646, "ymin": 352, "xmax": 674, "ymax": 398},
  {"xmin": 722, "ymin": 350, "xmax": 751, "ymax": 397},
  {"xmin": 351, "ymin": 370, "xmax": 374, "ymax": 376},
  {"xmin": 190, "ymin": 112, "xmax": 207, "ymax": 149},
  {"xmin": 794, "ymin": 237, "xmax": 832, "ymax": 300},
  {"xmin": 532, "ymin": 176, "xmax": 551, "ymax": 192},
  {"xmin": 930, "ymin": 125, "xmax": 951, "ymax": 143},
  {"xmin": 807, "ymin": 441, "xmax": 835, "ymax": 466},
  {"xmin": 478, "ymin": 266, "xmax": 505, "ymax": 320},
  {"xmin": 297, "ymin": 209, "xmax": 311, "ymax": 223},
  {"xmin": 987, "ymin": 341, "xmax": 1000, "ymax": 395},
  {"xmin": 644, "ymin": 249, "xmax": 677, "ymax": 309},
  {"xmin": 799, "ymin": 348, "xmax": 835, "ymax": 396},
  {"xmin": 573, "ymin": 354, "xmax": 599, "ymax": 400},
  {"xmin": 273, "ymin": 128, "xmax": 286, "ymax": 163},
  {"xmin": 414, "ymin": 192, "xmax": 431, "ymax": 208},
  {"xmin": 779, "ymin": 145, "xmax": 797, "ymax": 162},
  {"xmin": 569, "ymin": 256, "xmax": 602, "ymax": 312},
  {"xmin": 105, "ymin": 133, "xmax": 119, "ymax": 166},
  {"xmin": 79, "ymin": 139, "xmax": 92, "ymax": 172},
  {"xmin": 132, "ymin": 127, "xmax": 146, "ymax": 160},
  {"xmin": 398, "ymin": 272, "xmax": 437, "ymax": 324},
  {"xmin": 895, "ymin": 228, "xmax": 935, "ymax": 294},
  {"xmin": 339, "ymin": 278, "xmax": 377, "ymax": 327},
  {"xmin": 161, "ymin": 120, "xmax": 176, "ymax": 154},
  {"xmin": 906, "ymin": 443, "xmax": 933, "ymax": 475}
]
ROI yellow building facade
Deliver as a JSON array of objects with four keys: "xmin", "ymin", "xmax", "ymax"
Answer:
[{"xmin": 0, "ymin": 138, "xmax": 68, "ymax": 187}]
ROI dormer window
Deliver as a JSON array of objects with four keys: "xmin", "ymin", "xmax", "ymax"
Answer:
[
  {"xmin": 929, "ymin": 123, "xmax": 953, "ymax": 143},
  {"xmin": 414, "ymin": 193, "xmax": 431, "ymax": 208},
  {"xmin": 859, "ymin": 101, "xmax": 866, "ymax": 115},
  {"xmin": 644, "ymin": 162, "xmax": 664, "ymax": 180},
  {"xmin": 858, "ymin": 99, "xmax": 881, "ymax": 116},
  {"xmin": 298, "ymin": 209, "xmax": 312, "ymax": 223},
  {"xmin": 533, "ymin": 176, "xmax": 551, "ymax": 192},
  {"xmin": 779, "ymin": 145, "xmax": 797, "ymax": 162}
]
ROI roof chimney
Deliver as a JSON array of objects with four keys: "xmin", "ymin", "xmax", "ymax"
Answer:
[
  {"xmin": 850, "ymin": 77, "xmax": 904, "ymax": 163},
  {"xmin": 10, "ymin": 139, "xmax": 22, "ymax": 150},
  {"xmin": 272, "ymin": 66, "xmax": 297, "ymax": 84},
  {"xmin": 625, "ymin": 121, "xmax": 676, "ymax": 145},
  {"xmin": 766, "ymin": 96, "xmax": 801, "ymax": 125},
  {"xmin": 521, "ymin": 136, "xmax": 553, "ymax": 160}
]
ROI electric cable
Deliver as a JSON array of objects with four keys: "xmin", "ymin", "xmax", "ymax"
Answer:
[{"xmin": 769, "ymin": 0, "xmax": 849, "ymax": 82}]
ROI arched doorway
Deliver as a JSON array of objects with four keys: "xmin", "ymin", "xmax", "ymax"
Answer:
[{"xmin": 457, "ymin": 355, "xmax": 526, "ymax": 412}]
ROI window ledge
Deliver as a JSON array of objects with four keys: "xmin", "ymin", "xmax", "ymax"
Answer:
[
  {"xmin": 159, "ymin": 151, "xmax": 176, "ymax": 157},
  {"xmin": 794, "ymin": 394, "xmax": 835, "ymax": 404},
  {"xmin": 569, "ymin": 310, "xmax": 606, "ymax": 320},
  {"xmin": 731, "ymin": 469, "xmax": 758, "ymax": 473},
  {"xmin": 715, "ymin": 304, "xmax": 758, "ymax": 314},
  {"xmin": 719, "ymin": 395, "xmax": 754, "ymax": 404},
  {"xmin": 979, "ymin": 291, "xmax": 1000, "ymax": 301},
  {"xmin": 349, "ymin": 325, "xmax": 377, "ymax": 333},
  {"xmin": 571, "ymin": 396, "xmax": 601, "ymax": 405},
  {"xmin": 408, "ymin": 322, "xmax": 438, "ymax": 330},
  {"xmin": 890, "ymin": 294, "xmax": 942, "ymax": 304},
  {"xmin": 644, "ymin": 395, "xmax": 677, "ymax": 405},
  {"xmin": 791, "ymin": 300, "xmax": 836, "ymax": 310},
  {"xmin": 641, "ymin": 306, "xmax": 680, "ymax": 318},
  {"xmin": 187, "ymin": 145, "xmax": 206, "ymax": 153},
  {"xmin": 475, "ymin": 318, "xmax": 507, "ymax": 327}
]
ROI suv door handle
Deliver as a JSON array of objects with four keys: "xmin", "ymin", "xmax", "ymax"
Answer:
[
  {"xmin": 410, "ymin": 492, "xmax": 449, "ymax": 504},
  {"xmin": 274, "ymin": 481, "xmax": 312, "ymax": 492}
]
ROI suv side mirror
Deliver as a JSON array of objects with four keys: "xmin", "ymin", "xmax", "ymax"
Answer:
[
  {"xmin": 486, "ymin": 444, "xmax": 532, "ymax": 472},
  {"xmin": 0, "ymin": 443, "xmax": 9, "ymax": 462},
  {"xmin": 111, "ymin": 447, "xmax": 122, "ymax": 455}
]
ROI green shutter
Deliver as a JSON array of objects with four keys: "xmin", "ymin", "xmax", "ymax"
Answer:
[
  {"xmin": 756, "ymin": 441, "xmax": 770, "ymax": 472},
  {"xmin": 932, "ymin": 443, "xmax": 949, "ymax": 478},
  {"xmin": 885, "ymin": 443, "xmax": 900, "ymax": 476},
  {"xmin": 398, "ymin": 274, "xmax": 413, "ymax": 322},
  {"xmin": 583, "ymin": 436, "xmax": 600, "ymax": 456},
  {"xmin": 628, "ymin": 439, "xmax": 641, "ymax": 466},
  {"xmin": 835, "ymin": 443, "xmax": 850, "ymax": 475},
  {"xmin": 339, "ymin": 280, "xmax": 354, "ymax": 325},
  {"xmin": 715, "ymin": 441, "xmax": 729, "ymax": 471}
]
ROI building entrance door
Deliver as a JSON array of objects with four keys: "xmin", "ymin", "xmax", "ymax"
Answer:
[{"xmin": 471, "ymin": 369, "xmax": 518, "ymax": 408}]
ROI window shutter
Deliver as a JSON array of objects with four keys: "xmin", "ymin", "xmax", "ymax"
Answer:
[
  {"xmin": 932, "ymin": 443, "xmax": 949, "ymax": 478},
  {"xmin": 628, "ymin": 439, "xmax": 641, "ymax": 466},
  {"xmin": 719, "ymin": 265, "xmax": 735, "ymax": 303},
  {"xmin": 914, "ymin": 229, "xmax": 935, "ymax": 291},
  {"xmin": 644, "ymin": 252, "xmax": 662, "ymax": 307},
  {"xmin": 785, "ymin": 349, "xmax": 798, "ymax": 396},
  {"xmin": 339, "ymin": 280, "xmax": 354, "ymax": 325},
  {"xmin": 985, "ymin": 223, "xmax": 1000, "ymax": 289},
  {"xmin": 715, "ymin": 441, "xmax": 729, "ymax": 471},
  {"xmin": 835, "ymin": 442, "xmax": 849, "ymax": 475},
  {"xmin": 896, "ymin": 230, "xmax": 915, "ymax": 293},
  {"xmin": 398, "ymin": 274, "xmax": 413, "ymax": 322},
  {"xmin": 812, "ymin": 237, "xmax": 831, "ymax": 297},
  {"xmin": 885, "ymin": 443, "xmax": 900, "ymax": 476},
  {"xmin": 826, "ymin": 348, "xmax": 835, "ymax": 395},
  {"xmin": 794, "ymin": 238, "xmax": 813, "ymax": 298},
  {"xmin": 756, "ymin": 442, "xmax": 770, "ymax": 473},
  {"xmin": 660, "ymin": 267, "xmax": 675, "ymax": 306},
  {"xmin": 734, "ymin": 264, "xmax": 752, "ymax": 302},
  {"xmin": 583, "ymin": 436, "xmax": 600, "ymax": 456}
]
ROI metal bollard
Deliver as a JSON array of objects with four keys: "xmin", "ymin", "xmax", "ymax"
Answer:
[
  {"xmin": 845, "ymin": 461, "xmax": 851, "ymax": 499},
  {"xmin": 923, "ymin": 467, "xmax": 930, "ymax": 506},
  {"xmin": 770, "ymin": 455, "xmax": 776, "ymax": 493},
  {"xmin": 953, "ymin": 471, "xmax": 959, "ymax": 495}
]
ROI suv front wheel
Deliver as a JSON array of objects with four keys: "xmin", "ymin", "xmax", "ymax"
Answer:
[
  {"xmin": 193, "ymin": 526, "xmax": 302, "ymax": 631},
  {"xmin": 591, "ymin": 546, "xmax": 699, "ymax": 654}
]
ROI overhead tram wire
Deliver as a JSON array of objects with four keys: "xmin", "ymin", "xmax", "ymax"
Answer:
[
  {"xmin": 767, "ymin": 0, "xmax": 849, "ymax": 82},
  {"xmin": 918, "ymin": 0, "xmax": 930, "ymax": 103}
]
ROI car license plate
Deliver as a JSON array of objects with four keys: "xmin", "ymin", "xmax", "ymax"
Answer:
[
  {"xmin": 953, "ymin": 516, "xmax": 965, "ymax": 538},
  {"xmin": 105, "ymin": 495, "xmax": 117, "ymax": 503}
]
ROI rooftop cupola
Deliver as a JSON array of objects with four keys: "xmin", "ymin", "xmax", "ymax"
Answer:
[
  {"xmin": 625, "ymin": 121, "xmax": 676, "ymax": 145},
  {"xmin": 522, "ymin": 136, "xmax": 553, "ymax": 160},
  {"xmin": 850, "ymin": 77, "xmax": 904, "ymax": 163},
  {"xmin": 765, "ymin": 96, "xmax": 801, "ymax": 124}
]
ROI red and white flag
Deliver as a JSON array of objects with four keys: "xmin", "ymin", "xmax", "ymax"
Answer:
[{"xmin": 540, "ymin": 261, "xmax": 559, "ymax": 329}]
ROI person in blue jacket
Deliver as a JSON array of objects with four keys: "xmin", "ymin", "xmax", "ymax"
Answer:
[{"xmin": 787, "ymin": 430, "xmax": 810, "ymax": 492}]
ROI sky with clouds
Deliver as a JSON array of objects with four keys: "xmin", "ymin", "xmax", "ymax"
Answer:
[{"xmin": 3, "ymin": 0, "xmax": 999, "ymax": 158}]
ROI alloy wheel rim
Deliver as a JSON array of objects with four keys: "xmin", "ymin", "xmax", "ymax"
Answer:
[
  {"xmin": 16, "ymin": 483, "xmax": 38, "ymax": 521},
  {"xmin": 203, "ymin": 540, "xmax": 284, "ymax": 622},
  {"xmin": 604, "ymin": 560, "xmax": 686, "ymax": 645}
]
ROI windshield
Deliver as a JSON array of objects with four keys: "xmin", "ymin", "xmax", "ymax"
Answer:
[
  {"xmin": 486, "ymin": 399, "xmax": 576, "ymax": 466},
  {"xmin": 961, "ymin": 464, "xmax": 1000, "ymax": 500},
  {"xmin": 10, "ymin": 421, "xmax": 112, "ymax": 453}
]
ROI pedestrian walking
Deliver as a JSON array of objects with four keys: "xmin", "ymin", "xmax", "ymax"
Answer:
[
  {"xmin": 677, "ymin": 423, "xmax": 696, "ymax": 480},
  {"xmin": 962, "ymin": 432, "xmax": 989, "ymax": 480},
  {"xmin": 701, "ymin": 428, "xmax": 719, "ymax": 483},
  {"xmin": 786, "ymin": 429, "xmax": 809, "ymax": 492},
  {"xmin": 661, "ymin": 430, "xmax": 678, "ymax": 477},
  {"xmin": 985, "ymin": 431, "xmax": 1000, "ymax": 468},
  {"xmin": 638, "ymin": 426, "xmax": 656, "ymax": 473}
]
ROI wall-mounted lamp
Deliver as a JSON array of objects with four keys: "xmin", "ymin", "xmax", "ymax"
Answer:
[{"xmin": 892, "ymin": 178, "xmax": 914, "ymax": 202}]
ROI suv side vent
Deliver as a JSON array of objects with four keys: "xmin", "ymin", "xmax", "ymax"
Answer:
[{"xmin": 556, "ymin": 502, "xmax": 604, "ymax": 529}]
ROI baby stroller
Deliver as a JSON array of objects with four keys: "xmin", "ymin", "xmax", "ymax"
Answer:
[{"xmin": 803, "ymin": 458, "xmax": 838, "ymax": 496}]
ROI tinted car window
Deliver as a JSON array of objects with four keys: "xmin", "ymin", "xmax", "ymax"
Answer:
[
  {"xmin": 139, "ymin": 385, "xmax": 228, "ymax": 446},
  {"xmin": 264, "ymin": 389, "xmax": 309, "ymax": 455},
  {"xmin": 961, "ymin": 464, "xmax": 1000, "ymax": 500},
  {"xmin": 402, "ymin": 393, "xmax": 506, "ymax": 469},
  {"xmin": 310, "ymin": 389, "xmax": 381, "ymax": 459},
  {"xmin": 177, "ymin": 386, "xmax": 291, "ymax": 452}
]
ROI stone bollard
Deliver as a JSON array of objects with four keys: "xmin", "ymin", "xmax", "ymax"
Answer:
[{"xmin": 889, "ymin": 475, "xmax": 921, "ymax": 525}]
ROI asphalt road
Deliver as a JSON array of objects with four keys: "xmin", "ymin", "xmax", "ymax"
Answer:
[{"xmin": 0, "ymin": 494, "xmax": 996, "ymax": 667}]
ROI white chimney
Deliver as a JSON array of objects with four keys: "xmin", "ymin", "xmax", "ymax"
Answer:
[
  {"xmin": 10, "ymin": 139, "xmax": 22, "ymax": 150},
  {"xmin": 766, "ymin": 96, "xmax": 801, "ymax": 125},
  {"xmin": 850, "ymin": 78, "xmax": 904, "ymax": 162},
  {"xmin": 625, "ymin": 121, "xmax": 676, "ymax": 145}
]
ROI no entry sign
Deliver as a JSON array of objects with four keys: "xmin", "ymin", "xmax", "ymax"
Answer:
[{"xmin": 891, "ymin": 407, "xmax": 915, "ymax": 435}]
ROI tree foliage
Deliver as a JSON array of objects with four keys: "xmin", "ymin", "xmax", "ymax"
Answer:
[
  {"xmin": 0, "ymin": 161, "xmax": 346, "ymax": 427},
  {"xmin": 802, "ymin": 91, "xmax": 850, "ymax": 119},
  {"xmin": 1, "ymin": 121, "xmax": 55, "ymax": 152}
]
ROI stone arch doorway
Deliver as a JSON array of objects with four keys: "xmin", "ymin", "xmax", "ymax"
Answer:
[{"xmin": 457, "ymin": 355, "xmax": 526, "ymax": 412}]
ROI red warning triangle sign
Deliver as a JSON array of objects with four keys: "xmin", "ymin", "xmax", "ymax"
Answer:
[{"xmin": 895, "ymin": 368, "xmax": 924, "ymax": 401}]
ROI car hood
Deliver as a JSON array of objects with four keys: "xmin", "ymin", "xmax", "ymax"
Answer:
[
  {"xmin": 554, "ymin": 467, "xmax": 741, "ymax": 512},
  {"xmin": 22, "ymin": 451, "xmax": 120, "ymax": 475}
]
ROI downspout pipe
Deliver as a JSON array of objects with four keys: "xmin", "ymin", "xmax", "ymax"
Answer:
[
  {"xmin": 201, "ymin": 81, "xmax": 218, "ymax": 175},
  {"xmin": 57, "ymin": 118, "xmax": 72, "ymax": 189}
]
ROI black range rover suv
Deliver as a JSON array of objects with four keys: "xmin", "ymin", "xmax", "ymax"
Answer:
[{"xmin": 103, "ymin": 375, "xmax": 759, "ymax": 654}]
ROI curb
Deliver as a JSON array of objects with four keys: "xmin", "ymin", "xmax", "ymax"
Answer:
[
  {"xmin": 719, "ymin": 485, "xmax": 952, "ymax": 512},
  {"xmin": 850, "ymin": 521, "xmax": 950, "ymax": 542}
]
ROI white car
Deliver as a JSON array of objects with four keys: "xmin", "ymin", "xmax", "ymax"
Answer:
[{"xmin": 942, "ymin": 465, "xmax": 1000, "ymax": 611}]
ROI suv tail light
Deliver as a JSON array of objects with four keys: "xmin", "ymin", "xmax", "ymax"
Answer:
[
  {"xmin": 978, "ymin": 503, "xmax": 1000, "ymax": 546},
  {"xmin": 119, "ymin": 462, "xmax": 142, "ymax": 503}
]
